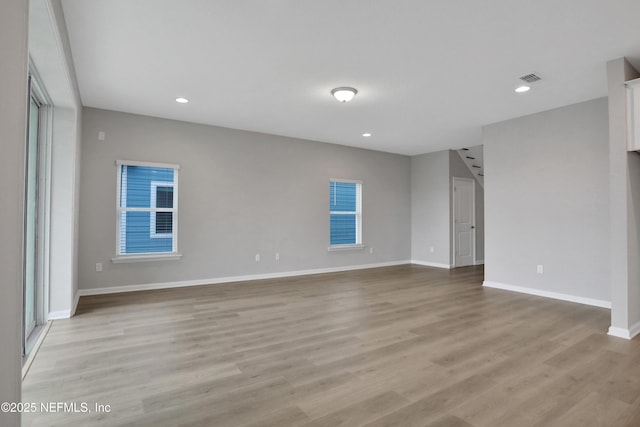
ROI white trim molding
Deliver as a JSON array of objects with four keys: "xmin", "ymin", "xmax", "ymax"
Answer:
[
  {"xmin": 47, "ymin": 292, "xmax": 80, "ymax": 320},
  {"xmin": 327, "ymin": 244, "xmax": 365, "ymax": 252},
  {"xmin": 115, "ymin": 159, "xmax": 180, "ymax": 170},
  {"xmin": 48, "ymin": 309, "xmax": 72, "ymax": 320},
  {"xmin": 410, "ymin": 260, "xmax": 452, "ymax": 269},
  {"xmin": 474, "ymin": 259, "xmax": 485, "ymax": 265},
  {"xmin": 112, "ymin": 253, "xmax": 183, "ymax": 263},
  {"xmin": 79, "ymin": 260, "xmax": 412, "ymax": 296},
  {"xmin": 483, "ymin": 281, "xmax": 611, "ymax": 309},
  {"xmin": 608, "ymin": 322, "xmax": 640, "ymax": 340}
]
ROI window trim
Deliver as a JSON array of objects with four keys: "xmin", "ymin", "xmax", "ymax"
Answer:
[
  {"xmin": 328, "ymin": 178, "xmax": 363, "ymax": 250},
  {"xmin": 113, "ymin": 160, "xmax": 181, "ymax": 262}
]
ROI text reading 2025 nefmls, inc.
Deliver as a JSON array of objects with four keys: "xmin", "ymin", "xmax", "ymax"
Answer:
[{"xmin": 1, "ymin": 401, "xmax": 111, "ymax": 414}]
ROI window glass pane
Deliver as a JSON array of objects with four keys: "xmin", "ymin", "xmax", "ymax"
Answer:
[
  {"xmin": 121, "ymin": 211, "xmax": 173, "ymax": 253},
  {"xmin": 155, "ymin": 212, "xmax": 173, "ymax": 234},
  {"xmin": 122, "ymin": 166, "xmax": 174, "ymax": 208},
  {"xmin": 156, "ymin": 186, "xmax": 173, "ymax": 208},
  {"xmin": 330, "ymin": 214, "xmax": 357, "ymax": 245},
  {"xmin": 118, "ymin": 164, "xmax": 176, "ymax": 254},
  {"xmin": 330, "ymin": 182, "xmax": 357, "ymax": 212},
  {"xmin": 24, "ymin": 97, "xmax": 39, "ymax": 338}
]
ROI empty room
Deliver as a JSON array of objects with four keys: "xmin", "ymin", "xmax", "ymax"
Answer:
[{"xmin": 4, "ymin": 0, "xmax": 640, "ymax": 426}]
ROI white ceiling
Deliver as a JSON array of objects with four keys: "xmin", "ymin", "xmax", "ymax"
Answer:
[{"xmin": 60, "ymin": 0, "xmax": 640, "ymax": 156}]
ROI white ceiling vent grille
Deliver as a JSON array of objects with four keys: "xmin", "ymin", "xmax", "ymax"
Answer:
[{"xmin": 520, "ymin": 73, "xmax": 541, "ymax": 83}]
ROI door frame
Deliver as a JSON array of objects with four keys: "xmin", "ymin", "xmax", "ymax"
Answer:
[
  {"xmin": 452, "ymin": 177, "xmax": 476, "ymax": 267},
  {"xmin": 23, "ymin": 66, "xmax": 52, "ymax": 356}
]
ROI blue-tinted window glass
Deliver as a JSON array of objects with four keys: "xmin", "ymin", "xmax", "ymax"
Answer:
[
  {"xmin": 120, "ymin": 165, "xmax": 175, "ymax": 254},
  {"xmin": 330, "ymin": 182, "xmax": 357, "ymax": 212},
  {"xmin": 329, "ymin": 181, "xmax": 359, "ymax": 245},
  {"xmin": 122, "ymin": 166, "xmax": 173, "ymax": 208},
  {"xmin": 330, "ymin": 214, "xmax": 356, "ymax": 245}
]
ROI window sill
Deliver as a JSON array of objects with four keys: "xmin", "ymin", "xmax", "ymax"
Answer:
[
  {"xmin": 327, "ymin": 244, "xmax": 365, "ymax": 252},
  {"xmin": 111, "ymin": 253, "xmax": 182, "ymax": 263}
]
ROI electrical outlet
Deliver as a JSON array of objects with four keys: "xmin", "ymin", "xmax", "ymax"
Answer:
[
  {"xmin": 98, "ymin": 131, "xmax": 105, "ymax": 141},
  {"xmin": 275, "ymin": 252, "xmax": 280, "ymax": 261},
  {"xmin": 255, "ymin": 254, "xmax": 260, "ymax": 262},
  {"xmin": 537, "ymin": 265, "xmax": 543, "ymax": 274},
  {"xmin": 95, "ymin": 262, "xmax": 103, "ymax": 272},
  {"xmin": 430, "ymin": 246, "xmax": 435, "ymax": 253},
  {"xmin": 369, "ymin": 247, "xmax": 374, "ymax": 254}
]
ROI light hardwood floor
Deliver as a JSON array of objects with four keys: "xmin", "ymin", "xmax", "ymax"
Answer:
[{"xmin": 22, "ymin": 264, "xmax": 640, "ymax": 426}]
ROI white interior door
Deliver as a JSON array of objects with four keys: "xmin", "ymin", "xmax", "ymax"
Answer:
[{"xmin": 453, "ymin": 177, "xmax": 475, "ymax": 267}]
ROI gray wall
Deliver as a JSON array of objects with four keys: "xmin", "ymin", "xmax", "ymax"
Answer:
[
  {"xmin": 0, "ymin": 0, "xmax": 28, "ymax": 424},
  {"xmin": 410, "ymin": 150, "xmax": 451, "ymax": 266},
  {"xmin": 484, "ymin": 97, "xmax": 610, "ymax": 303},
  {"xmin": 449, "ymin": 150, "xmax": 485, "ymax": 262},
  {"xmin": 78, "ymin": 108, "xmax": 411, "ymax": 290}
]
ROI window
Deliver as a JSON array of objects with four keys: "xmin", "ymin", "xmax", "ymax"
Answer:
[
  {"xmin": 329, "ymin": 179, "xmax": 362, "ymax": 248},
  {"xmin": 116, "ymin": 161, "xmax": 180, "ymax": 259}
]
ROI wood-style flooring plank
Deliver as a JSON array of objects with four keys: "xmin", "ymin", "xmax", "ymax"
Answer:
[{"xmin": 21, "ymin": 264, "xmax": 640, "ymax": 426}]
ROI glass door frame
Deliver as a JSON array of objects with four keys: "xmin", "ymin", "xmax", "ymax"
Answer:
[{"xmin": 23, "ymin": 66, "xmax": 52, "ymax": 357}]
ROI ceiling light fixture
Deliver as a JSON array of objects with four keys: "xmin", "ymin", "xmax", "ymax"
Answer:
[
  {"xmin": 331, "ymin": 87, "xmax": 358, "ymax": 103},
  {"xmin": 515, "ymin": 85, "xmax": 530, "ymax": 93},
  {"xmin": 175, "ymin": 97, "xmax": 189, "ymax": 103},
  {"xmin": 362, "ymin": 133, "xmax": 372, "ymax": 137}
]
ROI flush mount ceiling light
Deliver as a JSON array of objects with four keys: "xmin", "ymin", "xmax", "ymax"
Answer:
[
  {"xmin": 175, "ymin": 97, "xmax": 189, "ymax": 103},
  {"xmin": 515, "ymin": 85, "xmax": 530, "ymax": 93},
  {"xmin": 362, "ymin": 133, "xmax": 372, "ymax": 137},
  {"xmin": 331, "ymin": 87, "xmax": 358, "ymax": 103}
]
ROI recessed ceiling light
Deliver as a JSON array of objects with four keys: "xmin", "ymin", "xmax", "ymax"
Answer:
[
  {"xmin": 175, "ymin": 97, "xmax": 189, "ymax": 103},
  {"xmin": 362, "ymin": 133, "xmax": 372, "ymax": 137},
  {"xmin": 515, "ymin": 85, "xmax": 530, "ymax": 93},
  {"xmin": 331, "ymin": 87, "xmax": 358, "ymax": 103}
]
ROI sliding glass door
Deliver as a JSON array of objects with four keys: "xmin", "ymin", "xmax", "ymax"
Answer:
[
  {"xmin": 23, "ymin": 74, "xmax": 50, "ymax": 356},
  {"xmin": 24, "ymin": 92, "xmax": 40, "ymax": 343}
]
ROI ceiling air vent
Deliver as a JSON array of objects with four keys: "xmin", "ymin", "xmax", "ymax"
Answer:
[{"xmin": 520, "ymin": 73, "xmax": 541, "ymax": 83}]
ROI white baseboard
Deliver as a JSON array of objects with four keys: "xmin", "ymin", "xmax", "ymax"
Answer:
[
  {"xmin": 482, "ymin": 281, "xmax": 611, "ymax": 309},
  {"xmin": 474, "ymin": 259, "xmax": 485, "ymax": 265},
  {"xmin": 48, "ymin": 291, "xmax": 81, "ymax": 320},
  {"xmin": 410, "ymin": 260, "xmax": 452, "ymax": 269},
  {"xmin": 608, "ymin": 321, "xmax": 640, "ymax": 340},
  {"xmin": 78, "ymin": 260, "xmax": 412, "ymax": 296},
  {"xmin": 48, "ymin": 309, "xmax": 71, "ymax": 320}
]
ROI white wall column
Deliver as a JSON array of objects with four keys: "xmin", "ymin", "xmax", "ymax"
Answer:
[
  {"xmin": 607, "ymin": 58, "xmax": 640, "ymax": 339},
  {"xmin": 29, "ymin": 0, "xmax": 83, "ymax": 319}
]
